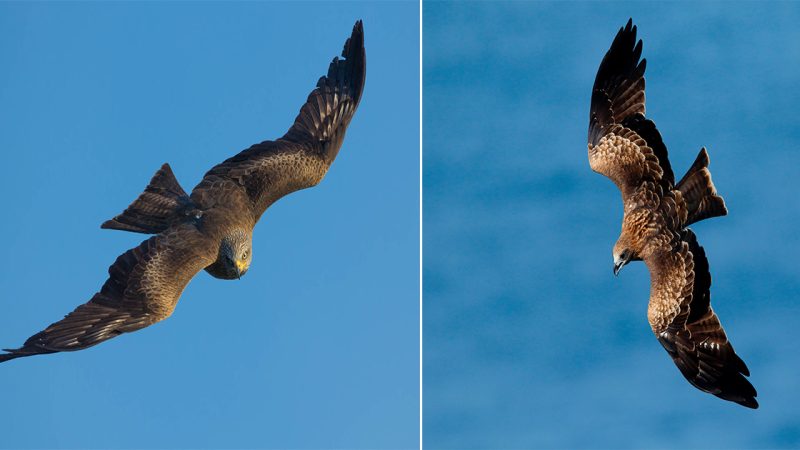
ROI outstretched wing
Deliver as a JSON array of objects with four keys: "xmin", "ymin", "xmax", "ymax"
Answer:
[
  {"xmin": 0, "ymin": 226, "xmax": 216, "ymax": 363},
  {"xmin": 588, "ymin": 19, "xmax": 674, "ymax": 201},
  {"xmin": 645, "ymin": 229, "xmax": 757, "ymax": 408},
  {"xmin": 191, "ymin": 21, "xmax": 366, "ymax": 221}
]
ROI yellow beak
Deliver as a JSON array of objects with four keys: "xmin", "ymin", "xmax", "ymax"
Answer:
[{"xmin": 235, "ymin": 259, "xmax": 248, "ymax": 273}]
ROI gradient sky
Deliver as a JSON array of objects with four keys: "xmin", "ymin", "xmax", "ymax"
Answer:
[
  {"xmin": 425, "ymin": 2, "xmax": 799, "ymax": 449},
  {"xmin": 0, "ymin": 2, "xmax": 419, "ymax": 449}
]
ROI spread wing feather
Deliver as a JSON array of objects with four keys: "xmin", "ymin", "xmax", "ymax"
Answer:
[
  {"xmin": 589, "ymin": 19, "xmax": 645, "ymax": 145},
  {"xmin": 588, "ymin": 124, "xmax": 665, "ymax": 200},
  {"xmin": 591, "ymin": 20, "xmax": 755, "ymax": 408},
  {"xmin": 620, "ymin": 114, "xmax": 673, "ymax": 186},
  {"xmin": 0, "ymin": 228, "xmax": 216, "ymax": 363},
  {"xmin": 588, "ymin": 18, "xmax": 674, "ymax": 199},
  {"xmin": 646, "ymin": 229, "xmax": 758, "ymax": 408},
  {"xmin": 192, "ymin": 21, "xmax": 366, "ymax": 221},
  {"xmin": 0, "ymin": 22, "xmax": 366, "ymax": 364}
]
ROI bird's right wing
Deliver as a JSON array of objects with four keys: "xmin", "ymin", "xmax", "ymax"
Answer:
[
  {"xmin": 0, "ymin": 226, "xmax": 216, "ymax": 363},
  {"xmin": 192, "ymin": 21, "xmax": 366, "ymax": 222},
  {"xmin": 588, "ymin": 19, "xmax": 674, "ymax": 201},
  {"xmin": 645, "ymin": 229, "xmax": 758, "ymax": 408}
]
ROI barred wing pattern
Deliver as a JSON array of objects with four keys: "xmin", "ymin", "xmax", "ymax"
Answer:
[
  {"xmin": 193, "ymin": 21, "xmax": 366, "ymax": 221},
  {"xmin": 647, "ymin": 230, "xmax": 758, "ymax": 408},
  {"xmin": 0, "ymin": 228, "xmax": 216, "ymax": 362}
]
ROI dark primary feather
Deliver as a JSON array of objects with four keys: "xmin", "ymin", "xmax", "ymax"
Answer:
[
  {"xmin": 0, "ymin": 240, "xmax": 157, "ymax": 362},
  {"xmin": 194, "ymin": 20, "xmax": 366, "ymax": 221},
  {"xmin": 0, "ymin": 231, "xmax": 215, "ymax": 363},
  {"xmin": 282, "ymin": 19, "xmax": 366, "ymax": 151},
  {"xmin": 589, "ymin": 18, "xmax": 674, "ymax": 187},
  {"xmin": 657, "ymin": 230, "xmax": 758, "ymax": 409},
  {"xmin": 589, "ymin": 18, "xmax": 645, "ymax": 145}
]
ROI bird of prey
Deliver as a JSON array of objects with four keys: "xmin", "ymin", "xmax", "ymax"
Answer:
[
  {"xmin": 0, "ymin": 21, "xmax": 365, "ymax": 363},
  {"xmin": 588, "ymin": 20, "xmax": 757, "ymax": 408}
]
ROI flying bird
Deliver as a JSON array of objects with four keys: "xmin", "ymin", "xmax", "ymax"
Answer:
[
  {"xmin": 0, "ymin": 21, "xmax": 366, "ymax": 363},
  {"xmin": 588, "ymin": 19, "xmax": 757, "ymax": 408}
]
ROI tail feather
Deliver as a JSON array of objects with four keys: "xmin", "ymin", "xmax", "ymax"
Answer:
[
  {"xmin": 676, "ymin": 148, "xmax": 727, "ymax": 226},
  {"xmin": 101, "ymin": 163, "xmax": 196, "ymax": 234}
]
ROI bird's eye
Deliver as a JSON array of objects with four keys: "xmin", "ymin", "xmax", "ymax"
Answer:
[
  {"xmin": 620, "ymin": 250, "xmax": 628, "ymax": 259},
  {"xmin": 242, "ymin": 251, "xmax": 248, "ymax": 259}
]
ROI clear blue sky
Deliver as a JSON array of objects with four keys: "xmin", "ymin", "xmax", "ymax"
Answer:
[
  {"xmin": 0, "ymin": 2, "xmax": 419, "ymax": 449},
  {"xmin": 425, "ymin": 2, "xmax": 799, "ymax": 448}
]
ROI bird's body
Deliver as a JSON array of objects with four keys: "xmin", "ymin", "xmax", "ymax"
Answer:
[
  {"xmin": 588, "ymin": 20, "xmax": 757, "ymax": 408},
  {"xmin": 0, "ymin": 21, "xmax": 366, "ymax": 363}
]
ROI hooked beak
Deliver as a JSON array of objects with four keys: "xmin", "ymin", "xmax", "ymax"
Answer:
[
  {"xmin": 235, "ymin": 260, "xmax": 247, "ymax": 280},
  {"xmin": 613, "ymin": 254, "xmax": 630, "ymax": 277}
]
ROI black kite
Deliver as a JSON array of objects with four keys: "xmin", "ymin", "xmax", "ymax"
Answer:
[
  {"xmin": 0, "ymin": 21, "xmax": 366, "ymax": 363},
  {"xmin": 588, "ymin": 20, "xmax": 757, "ymax": 408}
]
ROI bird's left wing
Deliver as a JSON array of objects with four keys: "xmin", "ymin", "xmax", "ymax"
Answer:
[
  {"xmin": 192, "ymin": 21, "xmax": 366, "ymax": 222},
  {"xmin": 645, "ymin": 229, "xmax": 758, "ymax": 408},
  {"xmin": 0, "ymin": 226, "xmax": 216, "ymax": 363},
  {"xmin": 588, "ymin": 19, "xmax": 674, "ymax": 200}
]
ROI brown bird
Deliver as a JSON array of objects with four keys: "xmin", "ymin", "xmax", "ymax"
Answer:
[
  {"xmin": 588, "ymin": 19, "xmax": 757, "ymax": 408},
  {"xmin": 0, "ymin": 21, "xmax": 365, "ymax": 363}
]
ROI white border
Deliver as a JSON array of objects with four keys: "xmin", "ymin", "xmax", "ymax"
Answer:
[{"xmin": 418, "ymin": 0, "xmax": 424, "ymax": 447}]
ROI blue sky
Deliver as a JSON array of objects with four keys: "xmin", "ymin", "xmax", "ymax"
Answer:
[
  {"xmin": 0, "ymin": 2, "xmax": 418, "ymax": 449},
  {"xmin": 425, "ymin": 2, "xmax": 800, "ymax": 448}
]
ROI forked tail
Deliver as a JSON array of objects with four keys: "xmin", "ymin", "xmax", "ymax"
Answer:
[
  {"xmin": 676, "ymin": 148, "xmax": 727, "ymax": 226},
  {"xmin": 102, "ymin": 163, "xmax": 197, "ymax": 234}
]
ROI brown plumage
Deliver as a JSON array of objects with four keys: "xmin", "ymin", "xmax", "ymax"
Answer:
[
  {"xmin": 0, "ymin": 21, "xmax": 366, "ymax": 363},
  {"xmin": 589, "ymin": 19, "xmax": 757, "ymax": 408}
]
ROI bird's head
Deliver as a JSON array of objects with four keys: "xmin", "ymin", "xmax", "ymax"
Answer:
[
  {"xmin": 220, "ymin": 229, "xmax": 253, "ymax": 279},
  {"xmin": 612, "ymin": 209, "xmax": 652, "ymax": 276},
  {"xmin": 612, "ymin": 240, "xmax": 634, "ymax": 276}
]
